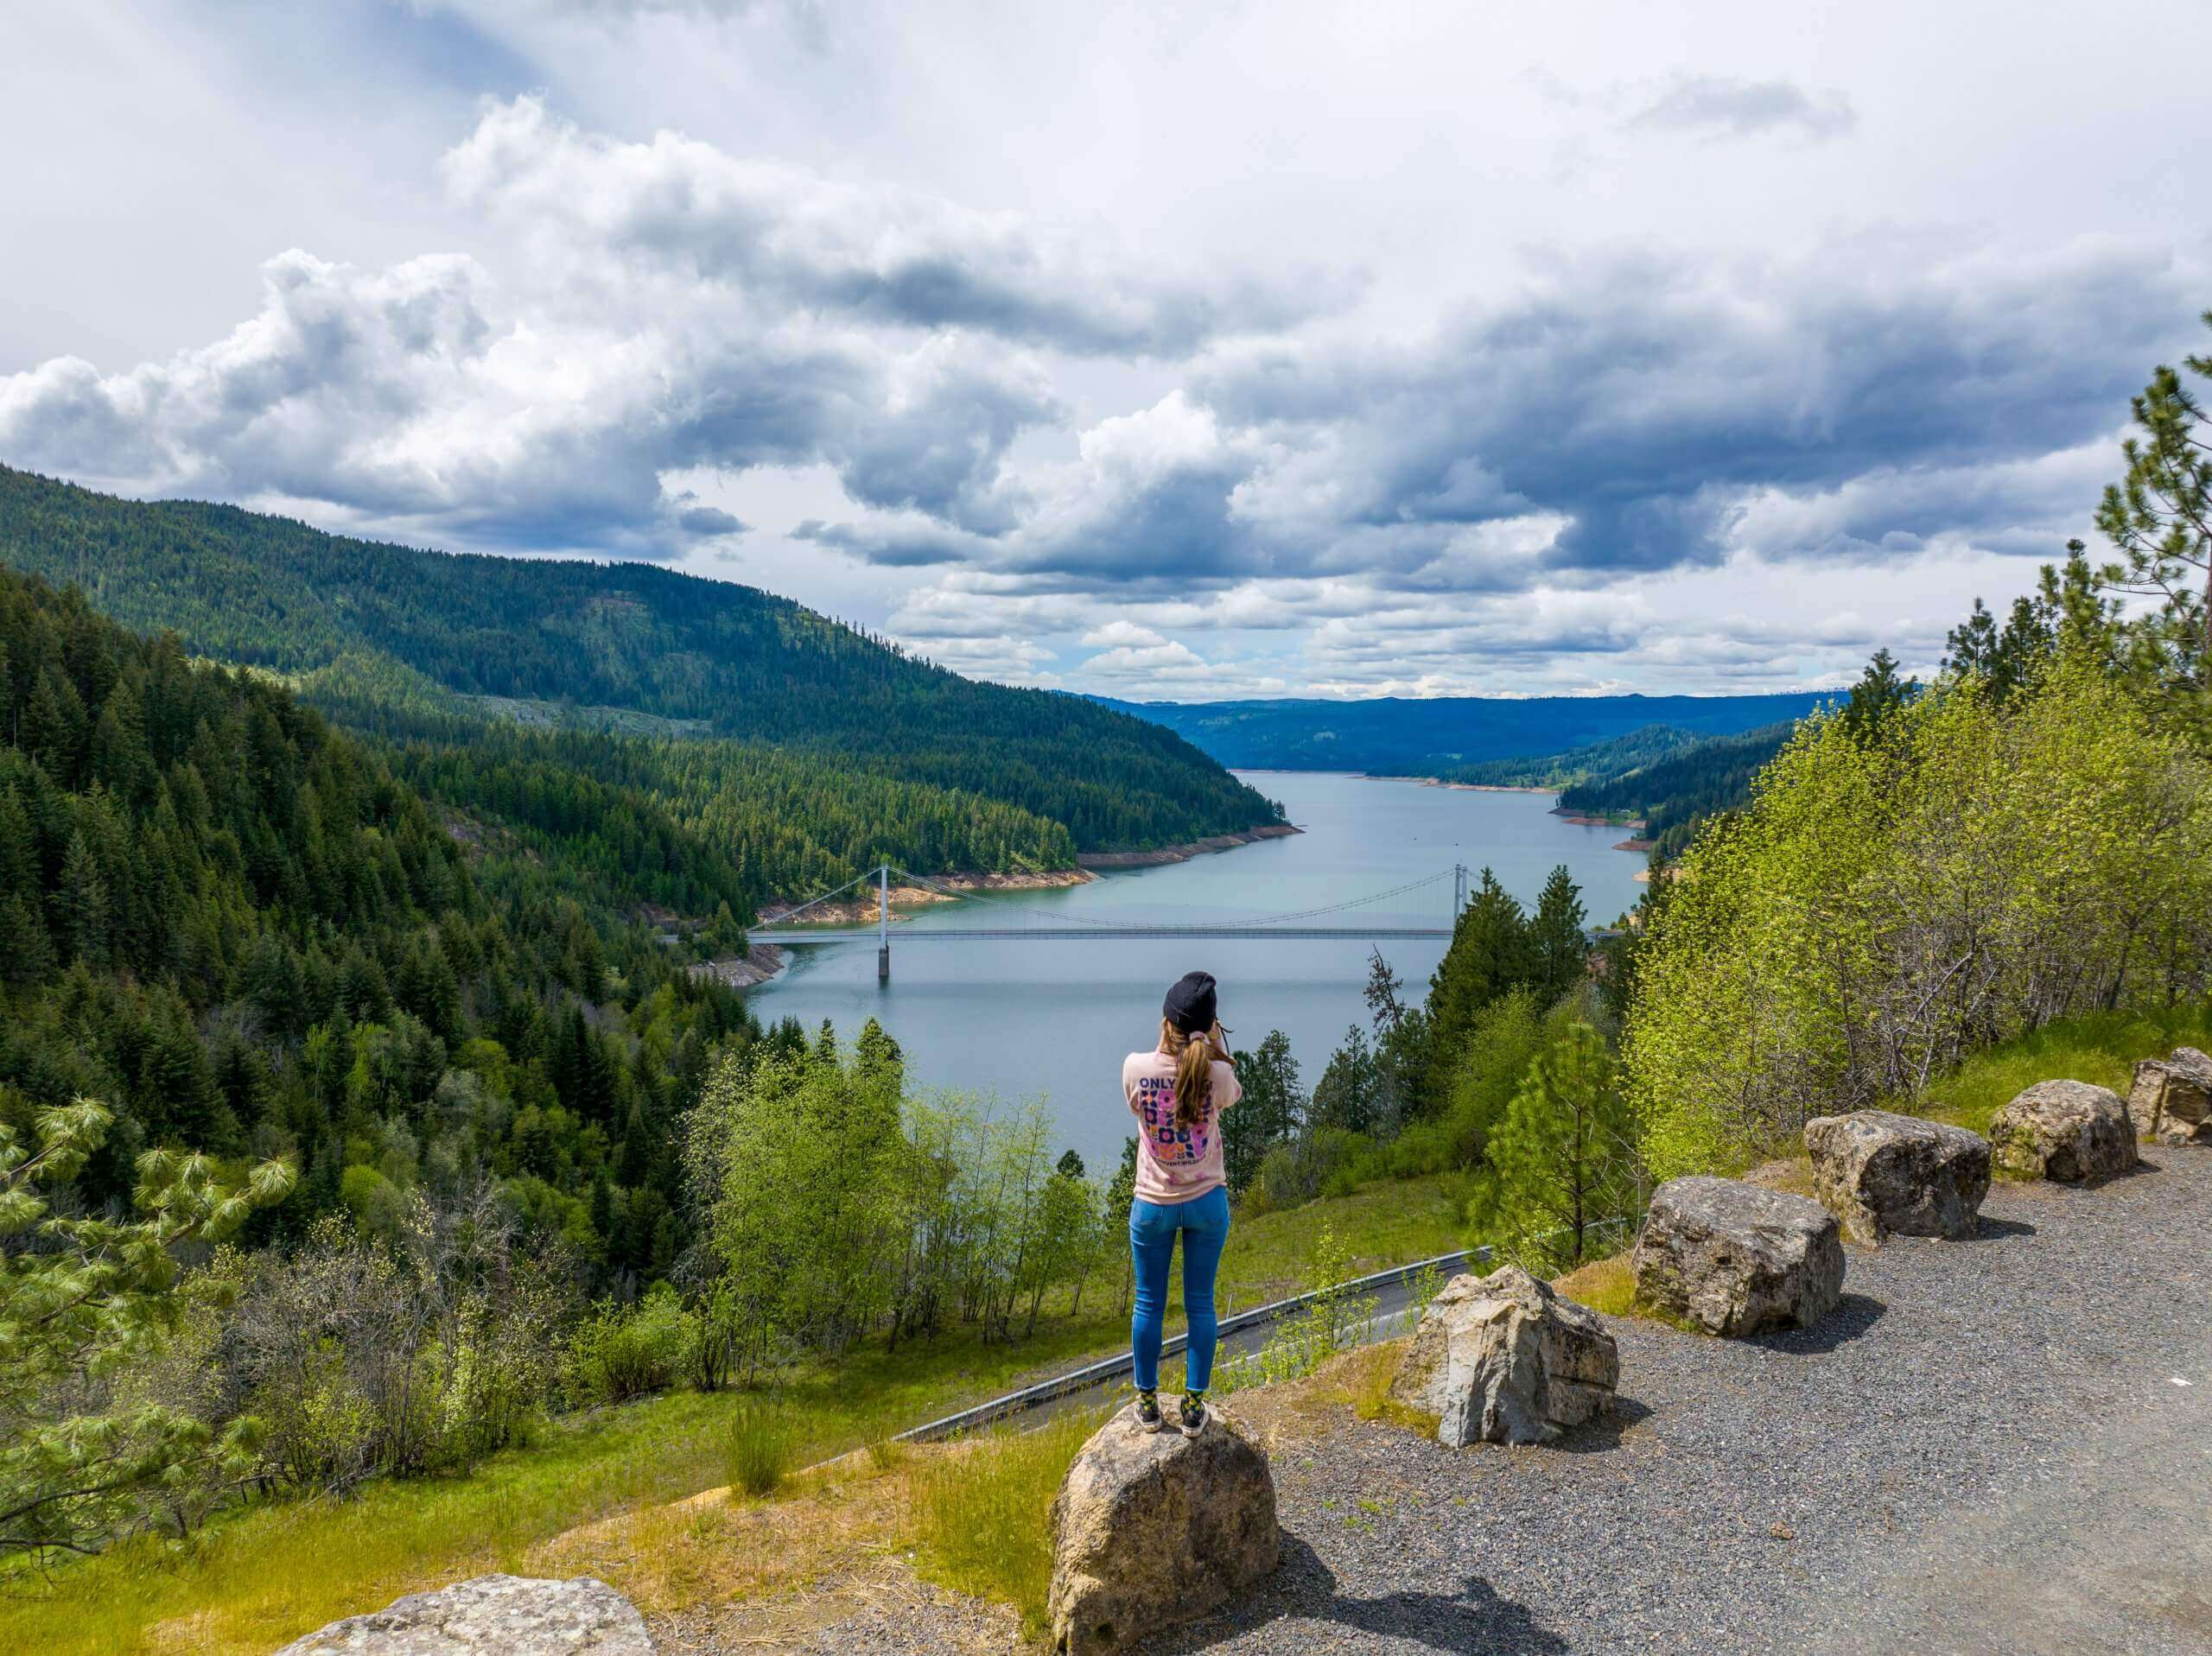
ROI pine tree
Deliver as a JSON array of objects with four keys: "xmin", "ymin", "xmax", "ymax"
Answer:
[
  {"xmin": 1224, "ymin": 1029, "xmax": 1303, "ymax": 1195},
  {"xmin": 56, "ymin": 829, "xmax": 111, "ymax": 968},
  {"xmin": 1468, "ymin": 1020, "xmax": 1638, "ymax": 1270},
  {"xmin": 2094, "ymin": 311, "xmax": 2212, "ymax": 690},
  {"xmin": 1309, "ymin": 1025, "xmax": 1378, "ymax": 1135},
  {"xmin": 1424, "ymin": 867, "xmax": 1533, "ymax": 1096},
  {"xmin": 1840, "ymin": 648, "xmax": 1920, "ymax": 740},
  {"xmin": 1529, "ymin": 866, "xmax": 1588, "ymax": 1003}
]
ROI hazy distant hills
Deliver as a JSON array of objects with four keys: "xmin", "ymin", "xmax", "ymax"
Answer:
[{"xmin": 1093, "ymin": 693, "xmax": 1828, "ymax": 776}]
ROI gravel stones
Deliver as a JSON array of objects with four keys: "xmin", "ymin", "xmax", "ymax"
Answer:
[
  {"xmin": 274, "ymin": 1575, "xmax": 652, "ymax": 1656},
  {"xmin": 1389, "ymin": 1263, "xmax": 1618, "ymax": 1446},
  {"xmin": 1049, "ymin": 1401, "xmax": 1280, "ymax": 1653},
  {"xmin": 1632, "ymin": 1176, "xmax": 1845, "ymax": 1336},
  {"xmin": 2129, "ymin": 1048, "xmax": 2212, "ymax": 1146},
  {"xmin": 1802, "ymin": 1108, "xmax": 1991, "ymax": 1243},
  {"xmin": 1989, "ymin": 1079, "xmax": 2139, "ymax": 1183}
]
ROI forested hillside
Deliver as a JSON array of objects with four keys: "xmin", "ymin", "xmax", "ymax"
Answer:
[
  {"xmin": 1098, "ymin": 690, "xmax": 1824, "ymax": 773},
  {"xmin": 1556, "ymin": 721, "xmax": 1797, "ymax": 854},
  {"xmin": 1433, "ymin": 723, "xmax": 1700, "ymax": 790},
  {"xmin": 0, "ymin": 564, "xmax": 757, "ymax": 1274},
  {"xmin": 0, "ymin": 466, "xmax": 1281, "ymax": 866}
]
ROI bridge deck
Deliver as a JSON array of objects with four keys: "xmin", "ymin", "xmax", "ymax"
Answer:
[{"xmin": 760, "ymin": 925, "xmax": 1453, "ymax": 942}]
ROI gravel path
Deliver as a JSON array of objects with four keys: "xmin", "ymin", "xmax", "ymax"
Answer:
[
  {"xmin": 664, "ymin": 1152, "xmax": 2211, "ymax": 1653},
  {"xmin": 1132, "ymin": 1149, "xmax": 2212, "ymax": 1655}
]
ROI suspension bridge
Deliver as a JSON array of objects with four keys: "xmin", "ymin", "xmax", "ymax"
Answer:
[{"xmin": 753, "ymin": 863, "xmax": 1472, "ymax": 980}]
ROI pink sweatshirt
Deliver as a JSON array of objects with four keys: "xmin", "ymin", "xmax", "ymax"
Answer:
[{"xmin": 1122, "ymin": 1046, "xmax": 1242, "ymax": 1205}]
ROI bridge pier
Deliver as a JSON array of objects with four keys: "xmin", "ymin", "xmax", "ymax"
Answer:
[{"xmin": 876, "ymin": 864, "xmax": 891, "ymax": 983}]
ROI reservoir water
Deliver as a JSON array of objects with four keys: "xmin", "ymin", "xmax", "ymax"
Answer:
[{"xmin": 748, "ymin": 771, "xmax": 1645, "ymax": 1176}]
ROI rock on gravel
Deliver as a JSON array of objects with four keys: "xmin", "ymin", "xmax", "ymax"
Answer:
[
  {"xmin": 1632, "ymin": 1175, "xmax": 1845, "ymax": 1336},
  {"xmin": 1802, "ymin": 1108, "xmax": 1990, "ymax": 1243},
  {"xmin": 2130, "ymin": 1048, "xmax": 2212, "ymax": 1145},
  {"xmin": 274, "ymin": 1574, "xmax": 652, "ymax": 1655},
  {"xmin": 1389, "ymin": 1264, "xmax": 1617, "ymax": 1446},
  {"xmin": 1118, "ymin": 1152, "xmax": 2212, "ymax": 1656},
  {"xmin": 1050, "ymin": 1401, "xmax": 1279, "ymax": 1654},
  {"xmin": 1989, "ymin": 1079, "xmax": 2139, "ymax": 1183}
]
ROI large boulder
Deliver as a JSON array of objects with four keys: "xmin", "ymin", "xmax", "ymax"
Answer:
[
  {"xmin": 1048, "ymin": 1402, "xmax": 1278, "ymax": 1655},
  {"xmin": 1988, "ymin": 1080, "xmax": 2138, "ymax": 1183},
  {"xmin": 1802, "ymin": 1108, "xmax": 1991, "ymax": 1243},
  {"xmin": 1388, "ymin": 1263, "xmax": 1618, "ymax": 1447},
  {"xmin": 2129, "ymin": 1048, "xmax": 2212, "ymax": 1146},
  {"xmin": 1631, "ymin": 1177, "xmax": 1845, "ymax": 1337},
  {"xmin": 274, "ymin": 1574, "xmax": 652, "ymax": 1655}
]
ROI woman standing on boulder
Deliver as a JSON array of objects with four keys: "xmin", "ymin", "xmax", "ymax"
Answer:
[{"xmin": 1122, "ymin": 970, "xmax": 1241, "ymax": 1437}]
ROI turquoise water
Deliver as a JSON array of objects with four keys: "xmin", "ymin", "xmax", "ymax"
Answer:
[{"xmin": 747, "ymin": 771, "xmax": 1644, "ymax": 1175}]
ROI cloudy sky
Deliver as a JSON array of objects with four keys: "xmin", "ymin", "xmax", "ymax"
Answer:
[{"xmin": 4, "ymin": 2, "xmax": 2208, "ymax": 699}]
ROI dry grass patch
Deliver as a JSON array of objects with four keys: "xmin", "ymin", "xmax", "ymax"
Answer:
[
  {"xmin": 529, "ymin": 1457, "xmax": 911, "ymax": 1617},
  {"xmin": 1551, "ymin": 1251, "xmax": 1637, "ymax": 1317},
  {"xmin": 1741, "ymin": 1155, "xmax": 1820, "ymax": 1199}
]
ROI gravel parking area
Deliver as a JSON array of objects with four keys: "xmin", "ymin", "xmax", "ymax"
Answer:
[
  {"xmin": 664, "ymin": 1152, "xmax": 2211, "ymax": 1653},
  {"xmin": 1133, "ymin": 1150, "xmax": 2212, "ymax": 1655}
]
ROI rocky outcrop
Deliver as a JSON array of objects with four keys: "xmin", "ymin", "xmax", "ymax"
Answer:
[
  {"xmin": 1389, "ymin": 1264, "xmax": 1618, "ymax": 1446},
  {"xmin": 1988, "ymin": 1080, "xmax": 2138, "ymax": 1183},
  {"xmin": 1632, "ymin": 1177, "xmax": 1846, "ymax": 1337},
  {"xmin": 2128, "ymin": 1048, "xmax": 2212, "ymax": 1145},
  {"xmin": 274, "ymin": 1574, "xmax": 652, "ymax": 1655},
  {"xmin": 1802, "ymin": 1109, "xmax": 1991, "ymax": 1243},
  {"xmin": 1048, "ymin": 1402, "xmax": 1278, "ymax": 1655}
]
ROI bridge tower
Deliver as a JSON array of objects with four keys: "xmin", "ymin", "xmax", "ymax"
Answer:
[
  {"xmin": 1452, "ymin": 862, "xmax": 1468, "ymax": 921},
  {"xmin": 877, "ymin": 864, "xmax": 892, "ymax": 982}
]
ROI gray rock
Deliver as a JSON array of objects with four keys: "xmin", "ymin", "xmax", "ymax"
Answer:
[
  {"xmin": 274, "ymin": 1574, "xmax": 652, "ymax": 1655},
  {"xmin": 1988, "ymin": 1080, "xmax": 2139, "ymax": 1183},
  {"xmin": 1048, "ymin": 1401, "xmax": 1278, "ymax": 1654},
  {"xmin": 2128, "ymin": 1047, "xmax": 2212, "ymax": 1145},
  {"xmin": 1802, "ymin": 1108, "xmax": 1991, "ymax": 1243},
  {"xmin": 1389, "ymin": 1263, "xmax": 1618, "ymax": 1446},
  {"xmin": 1632, "ymin": 1176, "xmax": 1845, "ymax": 1337}
]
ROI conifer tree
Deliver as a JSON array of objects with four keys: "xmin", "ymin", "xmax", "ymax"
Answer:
[
  {"xmin": 2094, "ymin": 311, "xmax": 2212, "ymax": 690},
  {"xmin": 1528, "ymin": 866, "xmax": 1588, "ymax": 1003}
]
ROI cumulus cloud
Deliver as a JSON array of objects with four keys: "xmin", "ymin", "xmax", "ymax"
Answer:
[
  {"xmin": 1624, "ymin": 75, "xmax": 1857, "ymax": 144},
  {"xmin": 442, "ymin": 97, "xmax": 1332, "ymax": 358},
  {"xmin": 2, "ymin": 82, "xmax": 2202, "ymax": 698}
]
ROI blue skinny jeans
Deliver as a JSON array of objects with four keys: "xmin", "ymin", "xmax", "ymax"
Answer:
[{"xmin": 1128, "ymin": 1185, "xmax": 1231, "ymax": 1393}]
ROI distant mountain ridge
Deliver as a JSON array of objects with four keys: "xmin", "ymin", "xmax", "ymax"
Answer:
[{"xmin": 1092, "ymin": 692, "xmax": 1827, "ymax": 776}]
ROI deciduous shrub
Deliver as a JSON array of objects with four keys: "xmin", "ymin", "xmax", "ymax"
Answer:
[
  {"xmin": 568, "ymin": 1284, "xmax": 698, "ymax": 1405},
  {"xmin": 1625, "ymin": 661, "xmax": 2212, "ymax": 1177}
]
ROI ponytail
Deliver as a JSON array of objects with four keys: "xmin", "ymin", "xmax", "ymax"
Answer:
[{"xmin": 1160, "ymin": 1017, "xmax": 1213, "ymax": 1131}]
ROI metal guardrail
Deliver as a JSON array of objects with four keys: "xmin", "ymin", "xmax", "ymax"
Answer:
[{"xmin": 891, "ymin": 1213, "xmax": 1636, "ymax": 1443}]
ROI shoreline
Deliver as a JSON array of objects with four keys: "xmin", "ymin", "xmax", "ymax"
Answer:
[
  {"xmin": 753, "ymin": 867, "xmax": 1095, "ymax": 929},
  {"xmin": 1076, "ymin": 822, "xmax": 1302, "ymax": 869}
]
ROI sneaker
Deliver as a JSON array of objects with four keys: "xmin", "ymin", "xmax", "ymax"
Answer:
[
  {"xmin": 1178, "ymin": 1391, "xmax": 1208, "ymax": 1437},
  {"xmin": 1134, "ymin": 1389, "xmax": 1165, "ymax": 1432}
]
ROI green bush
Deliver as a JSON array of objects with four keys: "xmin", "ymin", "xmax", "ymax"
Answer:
[
  {"xmin": 1249, "ymin": 1127, "xmax": 1370, "ymax": 1213},
  {"xmin": 568, "ymin": 1284, "xmax": 698, "ymax": 1405}
]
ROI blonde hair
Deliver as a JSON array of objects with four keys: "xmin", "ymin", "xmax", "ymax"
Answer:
[{"xmin": 1159, "ymin": 1017, "xmax": 1212, "ymax": 1132}]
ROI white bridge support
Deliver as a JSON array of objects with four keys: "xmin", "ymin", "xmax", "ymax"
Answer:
[{"xmin": 876, "ymin": 863, "xmax": 891, "ymax": 982}]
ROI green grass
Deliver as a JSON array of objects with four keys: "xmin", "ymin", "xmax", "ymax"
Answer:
[
  {"xmin": 722, "ymin": 1401, "xmax": 795, "ymax": 1498},
  {"xmin": 0, "ymin": 1171, "xmax": 1465, "ymax": 1655},
  {"xmin": 906, "ymin": 1406, "xmax": 1109, "ymax": 1640},
  {"xmin": 1917, "ymin": 1005, "xmax": 2212, "ymax": 1136}
]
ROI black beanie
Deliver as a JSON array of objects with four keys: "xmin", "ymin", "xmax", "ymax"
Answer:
[{"xmin": 1162, "ymin": 970, "xmax": 1217, "ymax": 1037}]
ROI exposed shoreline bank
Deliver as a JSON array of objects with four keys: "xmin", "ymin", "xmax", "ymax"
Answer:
[
  {"xmin": 1076, "ymin": 822, "xmax": 1302, "ymax": 869},
  {"xmin": 754, "ymin": 867, "xmax": 1096, "ymax": 929}
]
